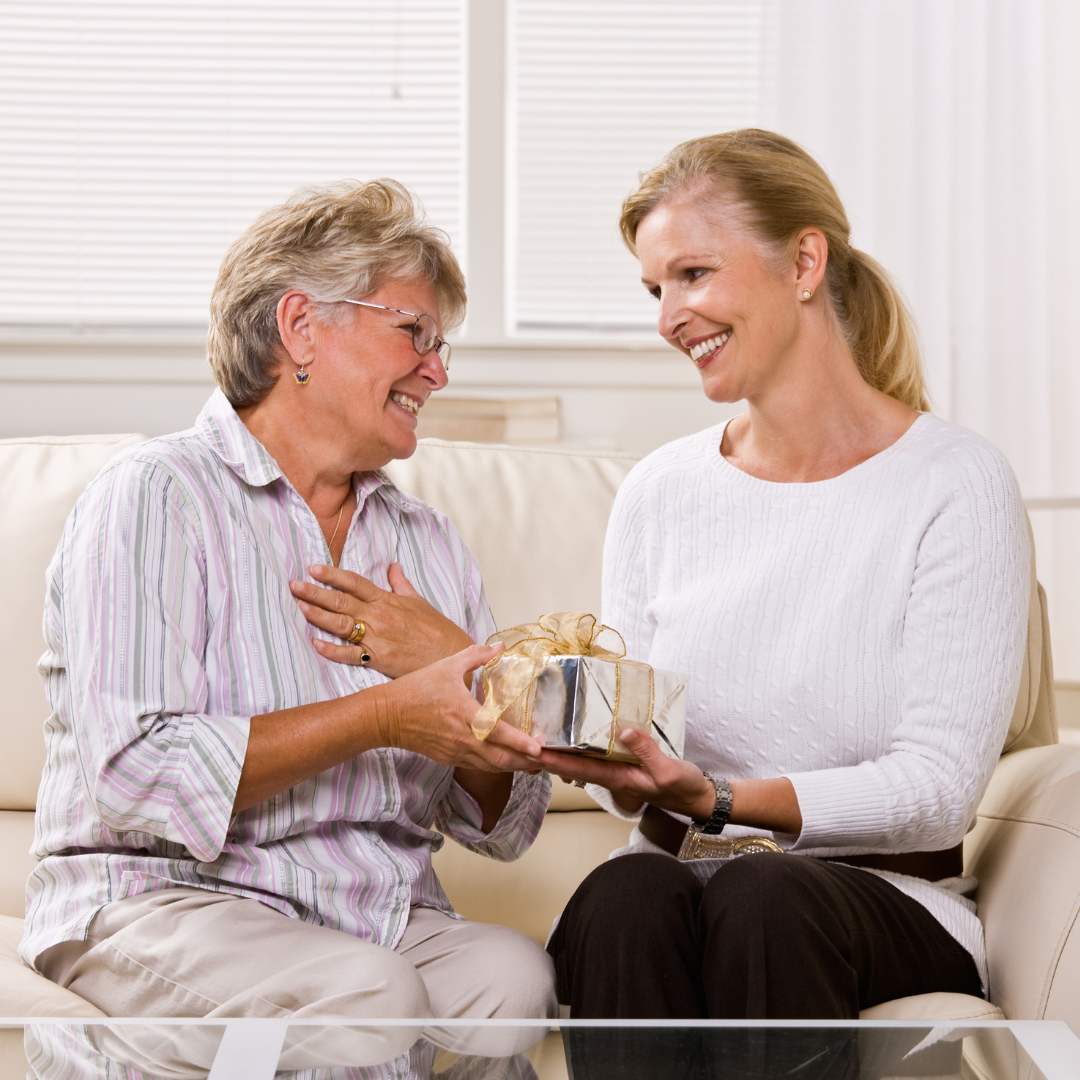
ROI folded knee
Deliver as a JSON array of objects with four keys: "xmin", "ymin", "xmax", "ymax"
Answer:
[
  {"xmin": 701, "ymin": 854, "xmax": 822, "ymax": 932},
  {"xmin": 569, "ymin": 854, "xmax": 702, "ymax": 921},
  {"xmin": 471, "ymin": 931, "xmax": 557, "ymax": 1021}
]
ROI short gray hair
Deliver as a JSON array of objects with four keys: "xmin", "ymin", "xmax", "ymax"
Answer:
[{"xmin": 207, "ymin": 179, "xmax": 467, "ymax": 408}]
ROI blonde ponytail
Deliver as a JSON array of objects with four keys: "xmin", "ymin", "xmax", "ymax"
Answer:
[
  {"xmin": 620, "ymin": 130, "xmax": 930, "ymax": 412},
  {"xmin": 833, "ymin": 249, "xmax": 928, "ymax": 411}
]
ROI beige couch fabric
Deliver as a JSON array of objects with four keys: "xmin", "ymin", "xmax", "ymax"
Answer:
[
  {"xmin": 966, "ymin": 743, "xmax": 1080, "ymax": 1025},
  {"xmin": 1001, "ymin": 517, "xmax": 1058, "ymax": 753},
  {"xmin": 383, "ymin": 440, "xmax": 639, "ymax": 631},
  {"xmin": 0, "ymin": 915, "xmax": 104, "ymax": 1018},
  {"xmin": 0, "ymin": 434, "xmax": 146, "ymax": 811},
  {"xmin": 0, "ymin": 813, "xmax": 35, "ymax": 920},
  {"xmin": 859, "ymin": 992, "xmax": 1004, "ymax": 1021}
]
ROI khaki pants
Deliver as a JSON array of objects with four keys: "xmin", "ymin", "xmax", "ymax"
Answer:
[{"xmin": 38, "ymin": 886, "xmax": 556, "ymax": 1064}]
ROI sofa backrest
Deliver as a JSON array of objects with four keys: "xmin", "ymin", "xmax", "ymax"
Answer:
[
  {"xmin": 1001, "ymin": 516, "xmax": 1057, "ymax": 752},
  {"xmin": 384, "ymin": 439, "xmax": 640, "ymax": 631},
  {"xmin": 0, "ymin": 435, "xmax": 146, "ymax": 811},
  {"xmin": 0, "ymin": 432, "xmax": 1056, "ymax": 816}
]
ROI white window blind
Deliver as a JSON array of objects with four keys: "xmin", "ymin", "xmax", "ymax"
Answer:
[
  {"xmin": 0, "ymin": 0, "xmax": 463, "ymax": 331},
  {"xmin": 510, "ymin": 0, "xmax": 762, "ymax": 334}
]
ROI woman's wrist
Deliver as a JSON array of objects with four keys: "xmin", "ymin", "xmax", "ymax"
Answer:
[
  {"xmin": 368, "ymin": 678, "xmax": 406, "ymax": 750},
  {"xmin": 612, "ymin": 791, "xmax": 645, "ymax": 815}
]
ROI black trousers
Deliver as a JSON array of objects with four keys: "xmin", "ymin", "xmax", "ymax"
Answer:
[{"xmin": 547, "ymin": 853, "xmax": 983, "ymax": 1020}]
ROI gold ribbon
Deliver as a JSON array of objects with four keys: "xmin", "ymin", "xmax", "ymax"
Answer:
[{"xmin": 472, "ymin": 612, "xmax": 628, "ymax": 741}]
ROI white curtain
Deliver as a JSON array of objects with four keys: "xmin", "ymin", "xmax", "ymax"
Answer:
[{"xmin": 760, "ymin": 0, "xmax": 1080, "ymax": 677}]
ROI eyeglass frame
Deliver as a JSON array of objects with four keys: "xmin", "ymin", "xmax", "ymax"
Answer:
[{"xmin": 338, "ymin": 299, "xmax": 451, "ymax": 372}]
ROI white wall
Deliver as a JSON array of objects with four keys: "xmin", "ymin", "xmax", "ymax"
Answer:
[{"xmin": 0, "ymin": 338, "xmax": 739, "ymax": 455}]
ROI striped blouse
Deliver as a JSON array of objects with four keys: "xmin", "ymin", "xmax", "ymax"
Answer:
[{"xmin": 21, "ymin": 388, "xmax": 549, "ymax": 969}]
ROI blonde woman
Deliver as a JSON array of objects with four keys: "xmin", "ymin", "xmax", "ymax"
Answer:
[{"xmin": 539, "ymin": 130, "xmax": 1030, "ymax": 1021}]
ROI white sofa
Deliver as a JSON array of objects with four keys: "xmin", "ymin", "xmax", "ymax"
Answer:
[{"xmin": 0, "ymin": 432, "xmax": 1077, "ymax": 1031}]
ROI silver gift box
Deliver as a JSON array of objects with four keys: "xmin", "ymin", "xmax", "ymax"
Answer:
[{"xmin": 500, "ymin": 654, "xmax": 687, "ymax": 763}]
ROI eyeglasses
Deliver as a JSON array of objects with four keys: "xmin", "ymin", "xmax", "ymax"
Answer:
[{"xmin": 339, "ymin": 299, "xmax": 451, "ymax": 371}]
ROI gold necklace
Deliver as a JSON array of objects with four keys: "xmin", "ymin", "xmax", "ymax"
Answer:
[{"xmin": 327, "ymin": 495, "xmax": 348, "ymax": 559}]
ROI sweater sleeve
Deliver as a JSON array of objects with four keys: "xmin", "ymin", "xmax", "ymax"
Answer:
[
  {"xmin": 783, "ymin": 447, "xmax": 1031, "ymax": 853},
  {"xmin": 601, "ymin": 464, "xmax": 656, "ymax": 662}
]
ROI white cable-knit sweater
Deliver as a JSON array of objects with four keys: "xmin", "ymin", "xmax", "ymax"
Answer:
[{"xmin": 590, "ymin": 414, "xmax": 1030, "ymax": 993}]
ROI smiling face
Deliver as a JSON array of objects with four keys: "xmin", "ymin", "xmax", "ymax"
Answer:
[
  {"xmin": 636, "ymin": 190, "xmax": 803, "ymax": 404},
  {"xmin": 309, "ymin": 276, "xmax": 448, "ymax": 468}
]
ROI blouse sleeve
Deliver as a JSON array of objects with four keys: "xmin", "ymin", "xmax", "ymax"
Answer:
[
  {"xmin": 46, "ymin": 454, "xmax": 249, "ymax": 863},
  {"xmin": 782, "ymin": 447, "xmax": 1031, "ymax": 853}
]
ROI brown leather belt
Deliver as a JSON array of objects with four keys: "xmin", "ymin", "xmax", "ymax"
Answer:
[{"xmin": 639, "ymin": 804, "xmax": 963, "ymax": 882}]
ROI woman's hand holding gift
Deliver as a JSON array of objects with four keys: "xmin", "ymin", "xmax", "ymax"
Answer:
[
  {"xmin": 537, "ymin": 729, "xmax": 716, "ymax": 819},
  {"xmin": 537, "ymin": 729, "xmax": 802, "ymax": 835}
]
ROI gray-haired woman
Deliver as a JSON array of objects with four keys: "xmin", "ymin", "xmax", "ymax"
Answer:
[{"xmin": 23, "ymin": 180, "xmax": 554, "ymax": 1061}]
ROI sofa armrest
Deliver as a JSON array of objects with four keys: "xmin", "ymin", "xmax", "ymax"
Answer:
[{"xmin": 966, "ymin": 743, "xmax": 1080, "ymax": 1029}]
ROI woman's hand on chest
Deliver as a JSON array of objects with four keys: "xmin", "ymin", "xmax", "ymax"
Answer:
[{"xmin": 290, "ymin": 561, "xmax": 474, "ymax": 680}]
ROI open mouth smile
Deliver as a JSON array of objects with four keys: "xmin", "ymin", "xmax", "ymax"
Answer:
[
  {"xmin": 688, "ymin": 330, "xmax": 732, "ymax": 366},
  {"xmin": 389, "ymin": 391, "xmax": 422, "ymax": 416}
]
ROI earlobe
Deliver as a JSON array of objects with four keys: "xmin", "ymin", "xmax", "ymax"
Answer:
[
  {"xmin": 277, "ymin": 290, "xmax": 318, "ymax": 382},
  {"xmin": 294, "ymin": 343, "xmax": 317, "ymax": 386},
  {"xmin": 795, "ymin": 228, "xmax": 827, "ymax": 303}
]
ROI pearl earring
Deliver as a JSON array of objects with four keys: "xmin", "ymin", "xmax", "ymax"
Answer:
[{"xmin": 801, "ymin": 289, "xmax": 813, "ymax": 300}]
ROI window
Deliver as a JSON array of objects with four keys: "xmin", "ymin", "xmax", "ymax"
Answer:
[
  {"xmin": 509, "ymin": 0, "xmax": 763, "ymax": 335},
  {"xmin": 0, "ymin": 0, "xmax": 464, "ymax": 330}
]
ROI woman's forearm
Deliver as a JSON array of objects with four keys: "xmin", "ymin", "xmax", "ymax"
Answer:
[
  {"xmin": 616, "ymin": 776, "xmax": 801, "ymax": 835},
  {"xmin": 232, "ymin": 644, "xmax": 541, "ymax": 815},
  {"xmin": 729, "ymin": 777, "xmax": 802, "ymax": 835},
  {"xmin": 234, "ymin": 684, "xmax": 398, "ymax": 813},
  {"xmin": 453, "ymin": 768, "xmax": 514, "ymax": 833}
]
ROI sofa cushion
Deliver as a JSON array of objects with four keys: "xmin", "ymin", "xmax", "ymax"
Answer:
[
  {"xmin": 0, "ymin": 811, "xmax": 36, "ymax": 920},
  {"xmin": 859, "ymin": 992, "xmax": 1004, "ymax": 1021},
  {"xmin": 0, "ymin": 915, "xmax": 105, "ymax": 1018},
  {"xmin": 0, "ymin": 434, "xmax": 145, "ymax": 811}
]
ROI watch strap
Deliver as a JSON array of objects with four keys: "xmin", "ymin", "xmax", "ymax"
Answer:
[{"xmin": 693, "ymin": 772, "xmax": 733, "ymax": 836}]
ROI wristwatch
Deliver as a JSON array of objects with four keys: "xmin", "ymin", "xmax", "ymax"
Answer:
[{"xmin": 692, "ymin": 772, "xmax": 733, "ymax": 835}]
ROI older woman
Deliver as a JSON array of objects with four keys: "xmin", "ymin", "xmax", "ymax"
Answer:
[
  {"xmin": 20, "ymin": 180, "xmax": 555, "ymax": 1044},
  {"xmin": 537, "ymin": 130, "xmax": 1031, "ymax": 1022}
]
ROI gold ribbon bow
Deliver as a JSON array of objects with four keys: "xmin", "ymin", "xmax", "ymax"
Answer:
[{"xmin": 471, "ymin": 612, "xmax": 628, "ymax": 741}]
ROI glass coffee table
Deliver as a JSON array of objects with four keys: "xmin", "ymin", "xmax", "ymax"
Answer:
[{"xmin": 1, "ymin": 1017, "xmax": 1077, "ymax": 1079}]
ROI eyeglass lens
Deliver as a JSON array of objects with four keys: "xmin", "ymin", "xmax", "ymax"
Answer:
[{"xmin": 412, "ymin": 314, "xmax": 450, "ymax": 370}]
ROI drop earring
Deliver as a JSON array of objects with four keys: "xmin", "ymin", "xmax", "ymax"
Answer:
[
  {"xmin": 801, "ymin": 289, "xmax": 813, "ymax": 300},
  {"xmin": 294, "ymin": 362, "xmax": 310, "ymax": 385}
]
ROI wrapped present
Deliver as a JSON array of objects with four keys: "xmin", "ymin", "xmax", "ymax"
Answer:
[{"xmin": 471, "ymin": 613, "xmax": 687, "ymax": 764}]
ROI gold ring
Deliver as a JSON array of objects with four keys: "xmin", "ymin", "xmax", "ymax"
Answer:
[
  {"xmin": 360, "ymin": 651, "xmax": 372, "ymax": 666},
  {"xmin": 347, "ymin": 620, "xmax": 367, "ymax": 644}
]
